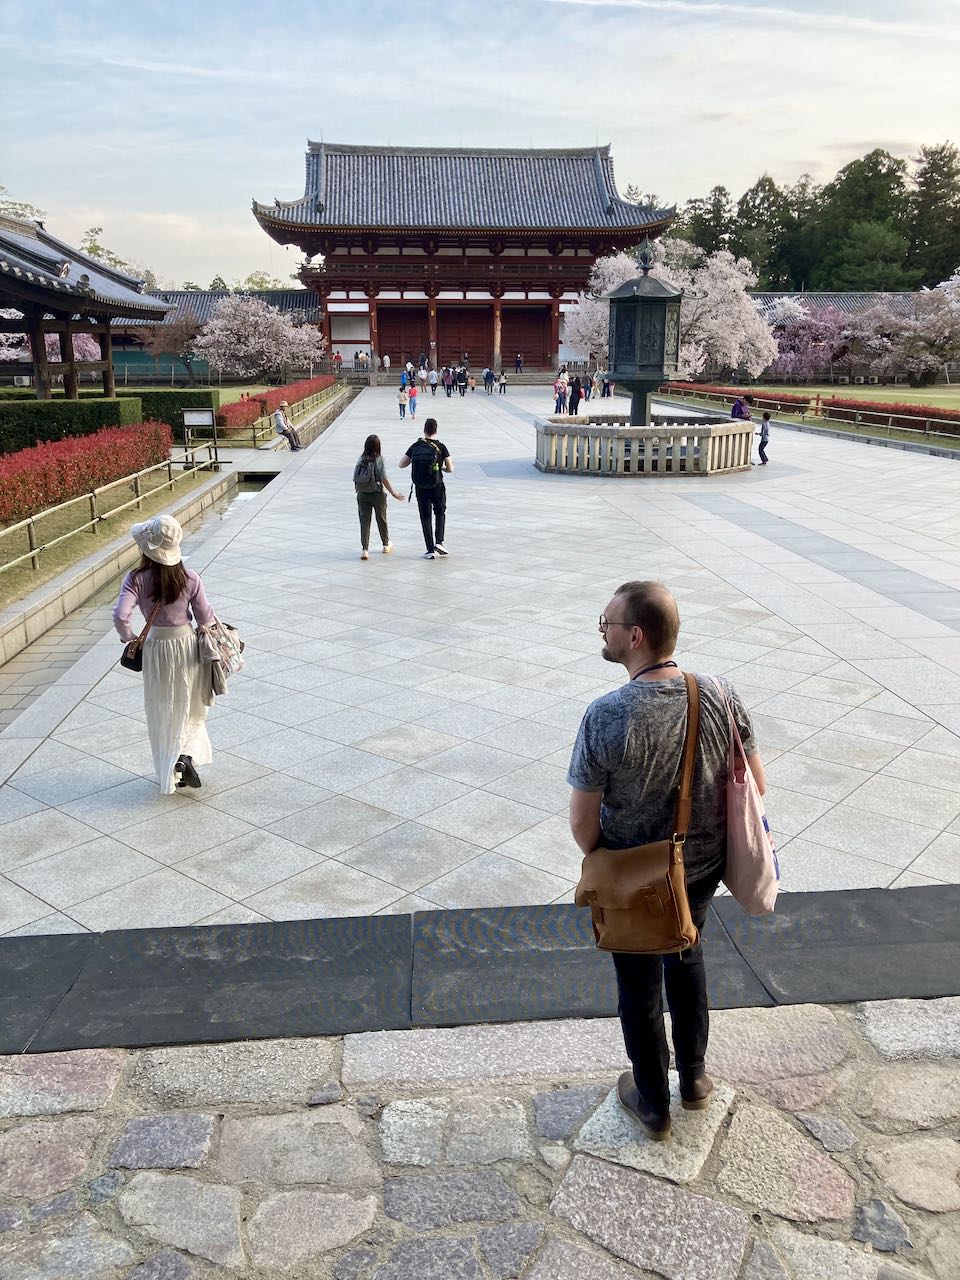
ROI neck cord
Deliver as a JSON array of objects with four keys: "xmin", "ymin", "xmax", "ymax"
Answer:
[{"xmin": 631, "ymin": 660, "xmax": 679, "ymax": 681}]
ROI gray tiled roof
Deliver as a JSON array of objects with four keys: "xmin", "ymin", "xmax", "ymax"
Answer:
[
  {"xmin": 751, "ymin": 291, "xmax": 920, "ymax": 317},
  {"xmin": 136, "ymin": 289, "xmax": 321, "ymax": 327},
  {"xmin": 253, "ymin": 142, "xmax": 671, "ymax": 232},
  {"xmin": 0, "ymin": 218, "xmax": 169, "ymax": 319}
]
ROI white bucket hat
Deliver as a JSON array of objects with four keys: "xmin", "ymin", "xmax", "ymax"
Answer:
[{"xmin": 131, "ymin": 514, "xmax": 183, "ymax": 566}]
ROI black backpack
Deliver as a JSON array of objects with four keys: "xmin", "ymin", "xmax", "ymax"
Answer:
[
  {"xmin": 410, "ymin": 440, "xmax": 441, "ymax": 488},
  {"xmin": 353, "ymin": 455, "xmax": 380, "ymax": 493}
]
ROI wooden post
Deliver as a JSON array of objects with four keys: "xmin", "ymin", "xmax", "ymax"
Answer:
[
  {"xmin": 89, "ymin": 492, "xmax": 99, "ymax": 536},
  {"xmin": 59, "ymin": 328, "xmax": 79, "ymax": 399},
  {"xmin": 549, "ymin": 299, "xmax": 561, "ymax": 371},
  {"xmin": 427, "ymin": 300, "xmax": 439, "ymax": 371},
  {"xmin": 27, "ymin": 316, "xmax": 51, "ymax": 399},
  {"xmin": 99, "ymin": 325, "xmax": 116, "ymax": 398},
  {"xmin": 27, "ymin": 519, "xmax": 39, "ymax": 571},
  {"xmin": 492, "ymin": 297, "xmax": 502, "ymax": 373}
]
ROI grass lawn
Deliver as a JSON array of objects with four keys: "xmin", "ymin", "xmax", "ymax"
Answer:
[
  {"xmin": 0, "ymin": 471, "xmax": 206, "ymax": 609},
  {"xmin": 114, "ymin": 384, "xmax": 269, "ymax": 405},
  {"xmin": 742, "ymin": 384, "xmax": 960, "ymax": 410}
]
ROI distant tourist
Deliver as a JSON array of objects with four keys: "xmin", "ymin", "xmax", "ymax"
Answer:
[
  {"xmin": 592, "ymin": 370, "xmax": 603, "ymax": 399},
  {"xmin": 383, "ymin": 353, "xmax": 391, "ymax": 371},
  {"xmin": 419, "ymin": 364, "xmax": 428, "ymax": 394},
  {"xmin": 582, "ymin": 373, "xmax": 592, "ymax": 402},
  {"xmin": 333, "ymin": 350, "xmax": 343, "ymax": 371},
  {"xmin": 113, "ymin": 516, "xmax": 216, "ymax": 793},
  {"xmin": 419, "ymin": 352, "xmax": 427, "ymax": 370},
  {"xmin": 468, "ymin": 374, "xmax": 477, "ymax": 393},
  {"xmin": 515, "ymin": 352, "xmax": 523, "ymax": 373},
  {"xmin": 569, "ymin": 376, "xmax": 582, "ymax": 415},
  {"xmin": 601, "ymin": 370, "xmax": 611, "ymax": 398},
  {"xmin": 354, "ymin": 433, "xmax": 405, "ymax": 560},
  {"xmin": 483, "ymin": 367, "xmax": 495, "ymax": 394},
  {"xmin": 408, "ymin": 381, "xmax": 418, "ymax": 419},
  {"xmin": 731, "ymin": 394, "xmax": 753, "ymax": 421},
  {"xmin": 399, "ymin": 417, "xmax": 453, "ymax": 559},
  {"xmin": 568, "ymin": 581, "xmax": 766, "ymax": 1141},
  {"xmin": 554, "ymin": 376, "xmax": 566, "ymax": 414},
  {"xmin": 443, "ymin": 367, "xmax": 454, "ymax": 398},
  {"xmin": 498, "ymin": 370, "xmax": 507, "ymax": 394},
  {"xmin": 456, "ymin": 366, "xmax": 468, "ymax": 397},
  {"xmin": 429, "ymin": 368, "xmax": 438, "ymax": 396},
  {"xmin": 757, "ymin": 411, "xmax": 770, "ymax": 465},
  {"xmin": 398, "ymin": 384, "xmax": 408, "ymax": 419},
  {"xmin": 273, "ymin": 400, "xmax": 303, "ymax": 451}
]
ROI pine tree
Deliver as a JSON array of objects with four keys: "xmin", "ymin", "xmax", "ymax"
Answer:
[{"xmin": 908, "ymin": 143, "xmax": 960, "ymax": 287}]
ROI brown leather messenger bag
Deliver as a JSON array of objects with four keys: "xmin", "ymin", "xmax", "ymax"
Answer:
[{"xmin": 574, "ymin": 671, "xmax": 701, "ymax": 955}]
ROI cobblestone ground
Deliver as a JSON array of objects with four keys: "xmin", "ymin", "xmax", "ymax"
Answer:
[{"xmin": 1, "ymin": 998, "xmax": 958, "ymax": 1279}]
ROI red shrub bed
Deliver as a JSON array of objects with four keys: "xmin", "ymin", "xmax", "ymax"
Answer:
[
  {"xmin": 667, "ymin": 382, "xmax": 811, "ymax": 407},
  {"xmin": 821, "ymin": 397, "xmax": 960, "ymax": 424},
  {"xmin": 0, "ymin": 421, "xmax": 172, "ymax": 523},
  {"xmin": 217, "ymin": 375, "xmax": 336, "ymax": 430}
]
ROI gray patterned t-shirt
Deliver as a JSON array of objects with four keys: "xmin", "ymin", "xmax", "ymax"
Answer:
[{"xmin": 567, "ymin": 673, "xmax": 757, "ymax": 884}]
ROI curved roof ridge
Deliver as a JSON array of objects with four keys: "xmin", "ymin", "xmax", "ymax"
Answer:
[{"xmin": 307, "ymin": 140, "xmax": 613, "ymax": 158}]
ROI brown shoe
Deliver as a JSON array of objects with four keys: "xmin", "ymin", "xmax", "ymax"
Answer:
[
  {"xmin": 680, "ymin": 1074, "xmax": 714, "ymax": 1111},
  {"xmin": 616, "ymin": 1071, "xmax": 671, "ymax": 1141}
]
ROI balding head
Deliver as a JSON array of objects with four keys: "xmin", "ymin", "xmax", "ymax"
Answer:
[{"xmin": 614, "ymin": 581, "xmax": 680, "ymax": 658}]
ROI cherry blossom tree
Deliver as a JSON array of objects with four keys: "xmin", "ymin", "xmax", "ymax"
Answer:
[
  {"xmin": 765, "ymin": 303, "xmax": 855, "ymax": 379},
  {"xmin": 650, "ymin": 237, "xmax": 779, "ymax": 377},
  {"xmin": 563, "ymin": 238, "xmax": 778, "ymax": 378},
  {"xmin": 864, "ymin": 289, "xmax": 960, "ymax": 382},
  {"xmin": 133, "ymin": 311, "xmax": 201, "ymax": 385},
  {"xmin": 194, "ymin": 295, "xmax": 325, "ymax": 378},
  {"xmin": 0, "ymin": 311, "xmax": 101, "ymax": 364}
]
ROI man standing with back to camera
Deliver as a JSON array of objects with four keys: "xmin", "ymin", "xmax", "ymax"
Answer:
[
  {"xmin": 399, "ymin": 417, "xmax": 453, "ymax": 560},
  {"xmin": 567, "ymin": 581, "xmax": 766, "ymax": 1141}
]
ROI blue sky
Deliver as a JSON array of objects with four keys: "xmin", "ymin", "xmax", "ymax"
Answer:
[{"xmin": 2, "ymin": 0, "xmax": 957, "ymax": 284}]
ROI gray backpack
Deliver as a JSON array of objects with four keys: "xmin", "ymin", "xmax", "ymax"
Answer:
[{"xmin": 353, "ymin": 455, "xmax": 380, "ymax": 493}]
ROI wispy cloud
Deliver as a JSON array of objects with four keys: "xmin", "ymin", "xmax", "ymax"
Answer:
[{"xmin": 541, "ymin": 0, "xmax": 958, "ymax": 41}]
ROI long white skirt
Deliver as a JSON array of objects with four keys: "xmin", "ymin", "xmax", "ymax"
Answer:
[{"xmin": 142, "ymin": 624, "xmax": 212, "ymax": 794}]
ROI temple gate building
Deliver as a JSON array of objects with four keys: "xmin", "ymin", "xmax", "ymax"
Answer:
[{"xmin": 253, "ymin": 142, "xmax": 672, "ymax": 370}]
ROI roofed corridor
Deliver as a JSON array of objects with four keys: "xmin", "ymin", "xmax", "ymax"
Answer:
[{"xmin": 1, "ymin": 385, "xmax": 960, "ymax": 937}]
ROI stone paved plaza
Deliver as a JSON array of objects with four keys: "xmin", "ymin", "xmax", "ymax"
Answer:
[
  {"xmin": 1, "ymin": 997, "xmax": 958, "ymax": 1278},
  {"xmin": 2, "ymin": 385, "xmax": 960, "ymax": 935}
]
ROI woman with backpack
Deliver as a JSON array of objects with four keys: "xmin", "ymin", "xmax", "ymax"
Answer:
[
  {"xmin": 354, "ymin": 434, "xmax": 405, "ymax": 560},
  {"xmin": 112, "ymin": 515, "xmax": 216, "ymax": 793}
]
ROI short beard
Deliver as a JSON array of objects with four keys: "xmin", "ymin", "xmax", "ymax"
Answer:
[{"xmin": 601, "ymin": 643, "xmax": 619, "ymax": 664}]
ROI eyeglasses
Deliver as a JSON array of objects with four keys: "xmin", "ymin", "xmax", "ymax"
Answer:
[{"xmin": 599, "ymin": 614, "xmax": 637, "ymax": 634}]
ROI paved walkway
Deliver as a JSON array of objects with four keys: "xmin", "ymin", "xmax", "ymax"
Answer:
[
  {"xmin": 1, "ymin": 996, "xmax": 956, "ymax": 1278},
  {"xmin": 1, "ymin": 387, "xmax": 960, "ymax": 936}
]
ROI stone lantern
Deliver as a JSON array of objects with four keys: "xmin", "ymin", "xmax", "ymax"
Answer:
[{"xmin": 606, "ymin": 238, "xmax": 682, "ymax": 425}]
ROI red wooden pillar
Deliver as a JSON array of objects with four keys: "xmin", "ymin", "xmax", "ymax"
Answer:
[
  {"xmin": 427, "ymin": 290, "xmax": 439, "ymax": 370},
  {"xmin": 27, "ymin": 315, "xmax": 51, "ymax": 399},
  {"xmin": 549, "ymin": 295, "xmax": 562, "ymax": 371},
  {"xmin": 59, "ymin": 328, "xmax": 79, "ymax": 399},
  {"xmin": 320, "ymin": 308, "xmax": 332, "ymax": 361},
  {"xmin": 99, "ymin": 325, "xmax": 116, "ymax": 398},
  {"xmin": 492, "ymin": 294, "xmax": 503, "ymax": 372},
  {"xmin": 367, "ymin": 292, "xmax": 379, "ymax": 366}
]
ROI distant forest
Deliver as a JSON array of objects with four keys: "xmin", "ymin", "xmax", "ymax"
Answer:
[{"xmin": 624, "ymin": 142, "xmax": 960, "ymax": 294}]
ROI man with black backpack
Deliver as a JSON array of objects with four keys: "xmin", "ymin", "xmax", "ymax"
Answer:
[{"xmin": 399, "ymin": 417, "xmax": 453, "ymax": 559}]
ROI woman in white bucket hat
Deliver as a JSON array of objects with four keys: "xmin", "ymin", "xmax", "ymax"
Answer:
[{"xmin": 112, "ymin": 514, "xmax": 216, "ymax": 793}]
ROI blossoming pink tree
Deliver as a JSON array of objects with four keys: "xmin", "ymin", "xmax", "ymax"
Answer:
[
  {"xmin": 563, "ymin": 239, "xmax": 777, "ymax": 377},
  {"xmin": 0, "ymin": 311, "xmax": 101, "ymax": 363},
  {"xmin": 194, "ymin": 295, "xmax": 325, "ymax": 379}
]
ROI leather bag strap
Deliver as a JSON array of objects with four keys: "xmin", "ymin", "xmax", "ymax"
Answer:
[
  {"xmin": 672, "ymin": 672, "xmax": 700, "ymax": 839},
  {"xmin": 135, "ymin": 602, "xmax": 161, "ymax": 647}
]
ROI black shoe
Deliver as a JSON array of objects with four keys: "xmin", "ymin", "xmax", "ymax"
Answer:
[
  {"xmin": 175, "ymin": 755, "xmax": 201, "ymax": 789},
  {"xmin": 616, "ymin": 1071, "xmax": 671, "ymax": 1140},
  {"xmin": 680, "ymin": 1074, "xmax": 714, "ymax": 1111}
]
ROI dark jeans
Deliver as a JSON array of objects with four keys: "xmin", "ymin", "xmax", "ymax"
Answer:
[
  {"xmin": 759, "ymin": 440, "xmax": 768, "ymax": 463},
  {"xmin": 357, "ymin": 491, "xmax": 389, "ymax": 549},
  {"xmin": 415, "ymin": 483, "xmax": 446, "ymax": 551},
  {"xmin": 612, "ymin": 869, "xmax": 722, "ymax": 1114},
  {"xmin": 281, "ymin": 427, "xmax": 302, "ymax": 451}
]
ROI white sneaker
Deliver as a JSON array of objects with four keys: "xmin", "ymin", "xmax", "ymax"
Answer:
[
  {"xmin": 434, "ymin": 544, "xmax": 449, "ymax": 556},
  {"xmin": 360, "ymin": 549, "xmax": 369, "ymax": 560},
  {"xmin": 382, "ymin": 543, "xmax": 394, "ymax": 555},
  {"xmin": 423, "ymin": 550, "xmax": 435, "ymax": 559}
]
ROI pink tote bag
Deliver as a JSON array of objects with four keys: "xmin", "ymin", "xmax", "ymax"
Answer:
[{"xmin": 712, "ymin": 677, "xmax": 779, "ymax": 916}]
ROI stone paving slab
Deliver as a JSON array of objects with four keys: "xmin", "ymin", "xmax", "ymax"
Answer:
[
  {"xmin": 0, "ymin": 996, "xmax": 953, "ymax": 1280},
  {"xmin": 2, "ymin": 387, "xmax": 960, "ymax": 939}
]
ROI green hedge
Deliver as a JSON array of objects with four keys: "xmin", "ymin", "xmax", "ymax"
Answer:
[
  {"xmin": 0, "ymin": 398, "xmax": 143, "ymax": 456},
  {"xmin": 120, "ymin": 388, "xmax": 219, "ymax": 431}
]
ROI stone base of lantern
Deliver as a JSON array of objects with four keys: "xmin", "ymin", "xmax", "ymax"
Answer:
[{"xmin": 534, "ymin": 413, "xmax": 754, "ymax": 476}]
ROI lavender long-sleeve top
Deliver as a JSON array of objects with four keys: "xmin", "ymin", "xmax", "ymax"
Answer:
[{"xmin": 112, "ymin": 566, "xmax": 215, "ymax": 643}]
